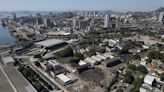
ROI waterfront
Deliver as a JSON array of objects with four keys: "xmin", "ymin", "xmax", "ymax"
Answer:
[{"xmin": 0, "ymin": 25, "xmax": 17, "ymax": 45}]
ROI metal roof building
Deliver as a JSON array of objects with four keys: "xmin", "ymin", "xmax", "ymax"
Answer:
[
  {"xmin": 84, "ymin": 57, "xmax": 98, "ymax": 65},
  {"xmin": 96, "ymin": 54, "xmax": 107, "ymax": 60},
  {"xmin": 144, "ymin": 75, "xmax": 156, "ymax": 86},
  {"xmin": 91, "ymin": 56, "xmax": 102, "ymax": 62},
  {"xmin": 56, "ymin": 73, "xmax": 73, "ymax": 85},
  {"xmin": 35, "ymin": 39, "xmax": 65, "ymax": 48}
]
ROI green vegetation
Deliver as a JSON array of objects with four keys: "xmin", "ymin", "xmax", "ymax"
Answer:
[
  {"xmin": 85, "ymin": 51, "xmax": 96, "ymax": 57},
  {"xmin": 131, "ymin": 78, "xmax": 143, "ymax": 92},
  {"xmin": 145, "ymin": 58, "xmax": 152, "ymax": 63},
  {"xmin": 55, "ymin": 47, "xmax": 74, "ymax": 57},
  {"xmin": 128, "ymin": 64, "xmax": 148, "ymax": 74},
  {"xmin": 69, "ymin": 57, "xmax": 80, "ymax": 64},
  {"xmin": 124, "ymin": 70, "xmax": 134, "ymax": 84},
  {"xmin": 18, "ymin": 65, "xmax": 57, "ymax": 91},
  {"xmin": 35, "ymin": 61, "xmax": 41, "ymax": 68},
  {"xmin": 128, "ymin": 64, "xmax": 137, "ymax": 70},
  {"xmin": 148, "ymin": 50, "xmax": 161, "ymax": 59},
  {"xmin": 137, "ymin": 65, "xmax": 148, "ymax": 74},
  {"xmin": 160, "ymin": 73, "xmax": 164, "ymax": 81},
  {"xmin": 74, "ymin": 52, "xmax": 84, "ymax": 59},
  {"xmin": 116, "ymin": 88, "xmax": 123, "ymax": 92},
  {"xmin": 147, "ymin": 50, "xmax": 164, "ymax": 63},
  {"xmin": 132, "ymin": 53, "xmax": 141, "ymax": 60}
]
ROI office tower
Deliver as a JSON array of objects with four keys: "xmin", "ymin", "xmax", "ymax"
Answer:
[
  {"xmin": 44, "ymin": 18, "xmax": 51, "ymax": 27},
  {"xmin": 36, "ymin": 13, "xmax": 42, "ymax": 17},
  {"xmin": 104, "ymin": 15, "xmax": 111, "ymax": 28},
  {"xmin": 73, "ymin": 18, "xmax": 78, "ymax": 29},
  {"xmin": 158, "ymin": 12, "xmax": 164, "ymax": 22},
  {"xmin": 36, "ymin": 13, "xmax": 43, "ymax": 26},
  {"xmin": 12, "ymin": 13, "xmax": 17, "ymax": 21}
]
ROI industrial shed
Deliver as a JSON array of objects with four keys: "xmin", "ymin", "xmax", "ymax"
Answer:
[
  {"xmin": 35, "ymin": 39, "xmax": 67, "ymax": 50},
  {"xmin": 102, "ymin": 57, "xmax": 122, "ymax": 67}
]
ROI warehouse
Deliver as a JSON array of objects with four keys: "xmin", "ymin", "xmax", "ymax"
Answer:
[
  {"xmin": 35, "ymin": 39, "xmax": 67, "ymax": 50},
  {"xmin": 56, "ymin": 73, "xmax": 75, "ymax": 85},
  {"xmin": 102, "ymin": 57, "xmax": 122, "ymax": 67},
  {"xmin": 96, "ymin": 54, "xmax": 107, "ymax": 60},
  {"xmin": 91, "ymin": 55, "xmax": 102, "ymax": 62},
  {"xmin": 84, "ymin": 57, "xmax": 99, "ymax": 65}
]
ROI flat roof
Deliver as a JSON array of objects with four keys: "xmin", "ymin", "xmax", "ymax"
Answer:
[
  {"xmin": 35, "ymin": 39, "xmax": 65, "ymax": 47},
  {"xmin": 0, "ymin": 67, "xmax": 16, "ymax": 92},
  {"xmin": 1, "ymin": 56, "xmax": 15, "ymax": 64},
  {"xmin": 91, "ymin": 56, "xmax": 102, "ymax": 62},
  {"xmin": 84, "ymin": 57, "xmax": 97, "ymax": 64},
  {"xmin": 144, "ymin": 75, "xmax": 155, "ymax": 86},
  {"xmin": 2, "ymin": 65, "xmax": 37, "ymax": 92},
  {"xmin": 96, "ymin": 54, "xmax": 107, "ymax": 60},
  {"xmin": 78, "ymin": 60, "xmax": 87, "ymax": 66},
  {"xmin": 56, "ymin": 73, "xmax": 71, "ymax": 83}
]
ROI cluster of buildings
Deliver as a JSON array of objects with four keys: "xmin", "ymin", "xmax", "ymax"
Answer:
[{"xmin": 1, "ymin": 8, "xmax": 164, "ymax": 92}]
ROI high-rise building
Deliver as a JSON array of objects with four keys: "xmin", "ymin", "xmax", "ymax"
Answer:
[
  {"xmin": 73, "ymin": 18, "xmax": 79, "ymax": 29},
  {"xmin": 12, "ymin": 13, "xmax": 17, "ymax": 21},
  {"xmin": 35, "ymin": 13, "xmax": 43, "ymax": 26},
  {"xmin": 44, "ymin": 18, "xmax": 51, "ymax": 27},
  {"xmin": 104, "ymin": 15, "xmax": 111, "ymax": 28},
  {"xmin": 36, "ymin": 17, "xmax": 43, "ymax": 26},
  {"xmin": 158, "ymin": 12, "xmax": 164, "ymax": 22}
]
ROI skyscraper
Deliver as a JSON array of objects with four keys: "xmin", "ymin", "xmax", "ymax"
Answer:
[
  {"xmin": 12, "ymin": 13, "xmax": 17, "ymax": 21},
  {"xmin": 158, "ymin": 12, "xmax": 164, "ymax": 22},
  {"xmin": 36, "ymin": 13, "xmax": 43, "ymax": 26},
  {"xmin": 104, "ymin": 15, "xmax": 110, "ymax": 28},
  {"xmin": 73, "ymin": 18, "xmax": 79, "ymax": 29},
  {"xmin": 44, "ymin": 18, "xmax": 48, "ymax": 27}
]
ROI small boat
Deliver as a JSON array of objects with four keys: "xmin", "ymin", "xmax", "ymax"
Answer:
[{"xmin": 1, "ymin": 20, "xmax": 7, "ymax": 27}]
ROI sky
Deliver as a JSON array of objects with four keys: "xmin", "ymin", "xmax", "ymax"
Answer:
[{"xmin": 0, "ymin": 0, "xmax": 164, "ymax": 12}]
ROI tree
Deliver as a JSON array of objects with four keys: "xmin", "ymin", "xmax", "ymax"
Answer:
[
  {"xmin": 18, "ymin": 65, "xmax": 25, "ymax": 73},
  {"xmin": 22, "ymin": 67, "xmax": 32, "ymax": 77},
  {"xmin": 160, "ymin": 73, "xmax": 164, "ymax": 81},
  {"xmin": 133, "ymin": 78, "xmax": 143, "ymax": 88},
  {"xmin": 69, "ymin": 57, "xmax": 80, "ymax": 64},
  {"xmin": 85, "ymin": 51, "xmax": 96, "ymax": 57},
  {"xmin": 133, "ymin": 53, "xmax": 141, "ymax": 60},
  {"xmin": 74, "ymin": 52, "xmax": 84, "ymax": 59},
  {"xmin": 128, "ymin": 64, "xmax": 137, "ymax": 71},
  {"xmin": 35, "ymin": 61, "xmax": 41, "ymax": 68},
  {"xmin": 148, "ymin": 50, "xmax": 161, "ymax": 59},
  {"xmin": 116, "ymin": 88, "xmax": 123, "ymax": 92},
  {"xmin": 146, "ymin": 58, "xmax": 152, "ymax": 63},
  {"xmin": 55, "ymin": 47, "xmax": 74, "ymax": 57},
  {"xmin": 137, "ymin": 65, "xmax": 148, "ymax": 74},
  {"xmin": 124, "ymin": 70, "xmax": 134, "ymax": 84}
]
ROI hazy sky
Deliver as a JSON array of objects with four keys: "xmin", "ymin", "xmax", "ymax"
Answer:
[{"xmin": 0, "ymin": 0, "xmax": 164, "ymax": 12}]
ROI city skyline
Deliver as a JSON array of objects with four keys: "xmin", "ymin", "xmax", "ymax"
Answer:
[{"xmin": 0, "ymin": 0, "xmax": 164, "ymax": 12}]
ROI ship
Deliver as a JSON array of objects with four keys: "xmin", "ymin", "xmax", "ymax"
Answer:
[{"xmin": 1, "ymin": 20, "xmax": 7, "ymax": 27}]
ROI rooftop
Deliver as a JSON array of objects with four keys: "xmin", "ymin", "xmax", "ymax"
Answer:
[
  {"xmin": 56, "ymin": 73, "xmax": 71, "ymax": 83},
  {"xmin": 35, "ymin": 39, "xmax": 65, "ymax": 47},
  {"xmin": 1, "ymin": 56, "xmax": 15, "ymax": 64},
  {"xmin": 144, "ymin": 74, "xmax": 155, "ymax": 86},
  {"xmin": 0, "ymin": 66, "xmax": 16, "ymax": 92},
  {"xmin": 2, "ymin": 65, "xmax": 37, "ymax": 92}
]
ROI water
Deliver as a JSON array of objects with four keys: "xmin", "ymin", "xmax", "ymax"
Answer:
[
  {"xmin": 0, "ymin": 12, "xmax": 49, "ymax": 46},
  {"xmin": 0, "ymin": 25, "xmax": 17, "ymax": 45}
]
